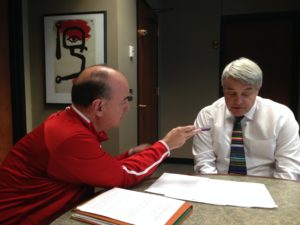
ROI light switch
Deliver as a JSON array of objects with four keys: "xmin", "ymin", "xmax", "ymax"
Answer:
[{"xmin": 129, "ymin": 45, "xmax": 134, "ymax": 58}]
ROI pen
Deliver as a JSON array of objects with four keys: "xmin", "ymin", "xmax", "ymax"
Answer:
[{"xmin": 201, "ymin": 127, "xmax": 211, "ymax": 131}]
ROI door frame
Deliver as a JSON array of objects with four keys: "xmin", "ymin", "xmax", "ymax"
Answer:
[{"xmin": 137, "ymin": 0, "xmax": 159, "ymax": 144}]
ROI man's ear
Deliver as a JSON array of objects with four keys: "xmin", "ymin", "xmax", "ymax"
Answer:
[{"xmin": 92, "ymin": 98, "xmax": 106, "ymax": 116}]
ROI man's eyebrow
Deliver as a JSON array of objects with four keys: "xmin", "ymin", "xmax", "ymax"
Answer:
[
  {"xmin": 122, "ymin": 95, "xmax": 133, "ymax": 102},
  {"xmin": 123, "ymin": 89, "xmax": 133, "ymax": 101}
]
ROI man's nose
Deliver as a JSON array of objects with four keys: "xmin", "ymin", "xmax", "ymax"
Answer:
[{"xmin": 234, "ymin": 95, "xmax": 243, "ymax": 104}]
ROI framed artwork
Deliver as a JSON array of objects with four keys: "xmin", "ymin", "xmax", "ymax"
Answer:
[{"xmin": 44, "ymin": 11, "xmax": 106, "ymax": 104}]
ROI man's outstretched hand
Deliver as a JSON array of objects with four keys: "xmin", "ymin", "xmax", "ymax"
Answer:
[{"xmin": 162, "ymin": 125, "xmax": 200, "ymax": 150}]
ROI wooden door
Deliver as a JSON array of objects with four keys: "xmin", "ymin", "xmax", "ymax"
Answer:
[
  {"xmin": 221, "ymin": 13, "xmax": 299, "ymax": 116},
  {"xmin": 137, "ymin": 0, "xmax": 158, "ymax": 144},
  {"xmin": 0, "ymin": 0, "xmax": 13, "ymax": 163}
]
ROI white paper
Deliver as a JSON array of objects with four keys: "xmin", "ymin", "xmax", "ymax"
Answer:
[
  {"xmin": 146, "ymin": 173, "xmax": 278, "ymax": 208},
  {"xmin": 76, "ymin": 187, "xmax": 186, "ymax": 225}
]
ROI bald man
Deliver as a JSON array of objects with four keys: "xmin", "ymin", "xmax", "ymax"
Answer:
[{"xmin": 0, "ymin": 65, "xmax": 199, "ymax": 225}]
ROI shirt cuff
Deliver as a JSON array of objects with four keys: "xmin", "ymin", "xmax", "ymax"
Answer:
[{"xmin": 158, "ymin": 140, "xmax": 171, "ymax": 156}]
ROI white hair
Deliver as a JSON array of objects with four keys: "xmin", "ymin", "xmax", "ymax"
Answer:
[{"xmin": 221, "ymin": 57, "xmax": 263, "ymax": 88}]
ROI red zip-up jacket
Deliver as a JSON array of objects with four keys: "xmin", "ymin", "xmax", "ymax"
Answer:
[{"xmin": 0, "ymin": 106, "xmax": 170, "ymax": 225}]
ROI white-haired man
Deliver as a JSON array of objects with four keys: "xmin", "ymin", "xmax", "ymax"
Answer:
[{"xmin": 193, "ymin": 57, "xmax": 300, "ymax": 180}]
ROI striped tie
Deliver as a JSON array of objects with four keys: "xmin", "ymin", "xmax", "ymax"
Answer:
[{"xmin": 228, "ymin": 116, "xmax": 247, "ymax": 175}]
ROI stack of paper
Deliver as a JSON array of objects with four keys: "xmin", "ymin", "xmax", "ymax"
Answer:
[
  {"xmin": 146, "ymin": 173, "xmax": 278, "ymax": 208},
  {"xmin": 72, "ymin": 187, "xmax": 192, "ymax": 225}
]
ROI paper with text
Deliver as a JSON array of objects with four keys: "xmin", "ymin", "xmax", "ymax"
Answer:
[
  {"xmin": 146, "ymin": 173, "xmax": 278, "ymax": 208},
  {"xmin": 76, "ymin": 187, "xmax": 187, "ymax": 225}
]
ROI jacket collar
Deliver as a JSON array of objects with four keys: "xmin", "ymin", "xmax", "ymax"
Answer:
[{"xmin": 66, "ymin": 105, "xmax": 109, "ymax": 142}]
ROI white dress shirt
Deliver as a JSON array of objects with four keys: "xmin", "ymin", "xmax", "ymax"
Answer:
[{"xmin": 192, "ymin": 96, "xmax": 300, "ymax": 180}]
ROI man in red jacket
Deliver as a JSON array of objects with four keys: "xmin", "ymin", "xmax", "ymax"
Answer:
[{"xmin": 0, "ymin": 65, "xmax": 199, "ymax": 225}]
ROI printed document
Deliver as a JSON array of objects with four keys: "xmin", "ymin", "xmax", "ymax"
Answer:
[
  {"xmin": 73, "ymin": 187, "xmax": 192, "ymax": 225},
  {"xmin": 146, "ymin": 173, "xmax": 278, "ymax": 208}
]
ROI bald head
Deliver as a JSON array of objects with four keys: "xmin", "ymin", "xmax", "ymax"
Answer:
[
  {"xmin": 71, "ymin": 65, "xmax": 128, "ymax": 108},
  {"xmin": 74, "ymin": 65, "xmax": 109, "ymax": 84}
]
